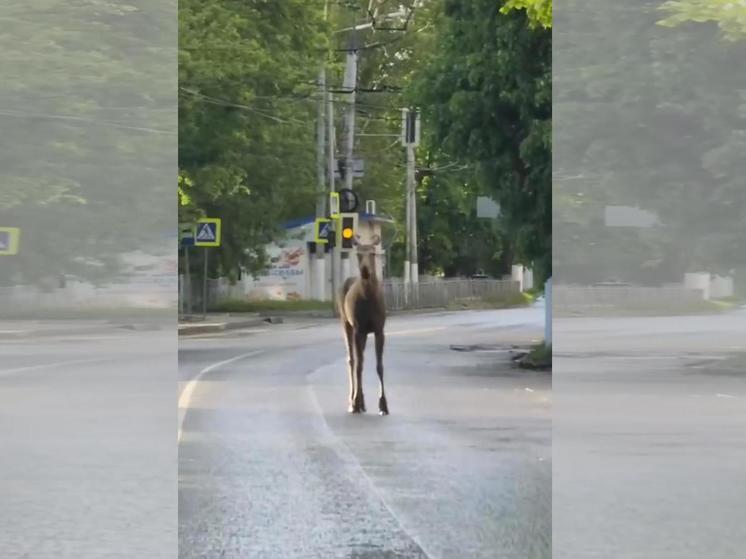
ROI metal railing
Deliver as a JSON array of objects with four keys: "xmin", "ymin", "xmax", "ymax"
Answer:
[
  {"xmin": 196, "ymin": 277, "xmax": 521, "ymax": 313},
  {"xmin": 553, "ymin": 285, "xmax": 704, "ymax": 315},
  {"xmin": 382, "ymin": 278, "xmax": 520, "ymax": 311}
]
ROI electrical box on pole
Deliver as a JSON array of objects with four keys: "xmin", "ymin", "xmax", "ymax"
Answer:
[{"xmin": 401, "ymin": 108, "xmax": 420, "ymax": 147}]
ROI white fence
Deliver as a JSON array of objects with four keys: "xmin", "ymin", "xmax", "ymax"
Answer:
[
  {"xmin": 381, "ymin": 278, "xmax": 520, "ymax": 311},
  {"xmin": 0, "ymin": 280, "xmax": 177, "ymax": 313},
  {"xmin": 553, "ymin": 285, "xmax": 703, "ymax": 315},
  {"xmin": 198, "ymin": 277, "xmax": 521, "ymax": 313}
]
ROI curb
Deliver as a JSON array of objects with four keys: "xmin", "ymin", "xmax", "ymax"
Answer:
[
  {"xmin": 257, "ymin": 310, "xmax": 335, "ymax": 319},
  {"xmin": 0, "ymin": 323, "xmax": 137, "ymax": 339},
  {"xmin": 178, "ymin": 318, "xmax": 271, "ymax": 336}
]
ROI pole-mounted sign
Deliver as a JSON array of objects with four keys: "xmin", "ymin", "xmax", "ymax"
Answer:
[
  {"xmin": 195, "ymin": 218, "xmax": 222, "ymax": 247},
  {"xmin": 329, "ymin": 192, "xmax": 341, "ymax": 219},
  {"xmin": 179, "ymin": 223, "xmax": 196, "ymax": 247},
  {"xmin": 0, "ymin": 227, "xmax": 20, "ymax": 255},
  {"xmin": 338, "ymin": 188, "xmax": 359, "ymax": 213},
  {"xmin": 314, "ymin": 217, "xmax": 333, "ymax": 244}
]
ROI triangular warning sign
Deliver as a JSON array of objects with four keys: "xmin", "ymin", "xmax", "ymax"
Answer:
[{"xmin": 196, "ymin": 223, "xmax": 215, "ymax": 241}]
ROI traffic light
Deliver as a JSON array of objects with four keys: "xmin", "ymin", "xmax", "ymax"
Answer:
[{"xmin": 338, "ymin": 213, "xmax": 358, "ymax": 252}]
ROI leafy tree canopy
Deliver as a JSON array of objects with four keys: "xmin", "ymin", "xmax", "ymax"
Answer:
[
  {"xmin": 500, "ymin": 0, "xmax": 552, "ymax": 28},
  {"xmin": 657, "ymin": 0, "xmax": 746, "ymax": 41}
]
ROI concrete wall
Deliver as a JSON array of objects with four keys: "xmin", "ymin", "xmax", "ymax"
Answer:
[
  {"xmin": 511, "ymin": 265, "xmax": 534, "ymax": 292},
  {"xmin": 684, "ymin": 272, "xmax": 735, "ymax": 300}
]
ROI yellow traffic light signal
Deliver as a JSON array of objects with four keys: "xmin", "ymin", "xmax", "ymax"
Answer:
[{"xmin": 338, "ymin": 213, "xmax": 358, "ymax": 251}]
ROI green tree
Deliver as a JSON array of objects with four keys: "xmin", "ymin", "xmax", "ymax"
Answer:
[
  {"xmin": 179, "ymin": 0, "xmax": 329, "ymax": 278},
  {"xmin": 657, "ymin": 0, "xmax": 746, "ymax": 41},
  {"xmin": 500, "ymin": 0, "xmax": 552, "ymax": 28},
  {"xmin": 0, "ymin": 1, "xmax": 176, "ymax": 287},
  {"xmin": 411, "ymin": 0, "xmax": 551, "ymax": 280},
  {"xmin": 554, "ymin": 1, "xmax": 746, "ymax": 286}
]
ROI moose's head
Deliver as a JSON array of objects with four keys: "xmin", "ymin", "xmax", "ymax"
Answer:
[{"xmin": 353, "ymin": 234, "xmax": 381, "ymax": 280}]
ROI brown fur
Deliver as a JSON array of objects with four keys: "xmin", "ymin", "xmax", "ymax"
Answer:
[{"xmin": 337, "ymin": 236, "xmax": 388, "ymax": 415}]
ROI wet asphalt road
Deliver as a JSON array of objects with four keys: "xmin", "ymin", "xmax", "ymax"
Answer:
[
  {"xmin": 0, "ymin": 327, "xmax": 177, "ymax": 558},
  {"xmin": 554, "ymin": 310, "xmax": 746, "ymax": 559},
  {"xmin": 178, "ymin": 308, "xmax": 551, "ymax": 559}
]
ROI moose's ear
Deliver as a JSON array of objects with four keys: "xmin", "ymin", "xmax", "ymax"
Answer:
[{"xmin": 371, "ymin": 234, "xmax": 381, "ymax": 246}]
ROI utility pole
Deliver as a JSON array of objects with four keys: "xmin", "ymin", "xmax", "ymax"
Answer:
[
  {"xmin": 402, "ymin": 108, "xmax": 420, "ymax": 289},
  {"xmin": 404, "ymin": 143, "xmax": 412, "ymax": 288},
  {"xmin": 313, "ymin": 66, "xmax": 328, "ymax": 301},
  {"xmin": 408, "ymin": 142, "xmax": 418, "ymax": 286},
  {"xmin": 327, "ymin": 80, "xmax": 337, "ymax": 302},
  {"xmin": 342, "ymin": 49, "xmax": 357, "ymax": 192},
  {"xmin": 316, "ymin": 67, "xmax": 327, "ymax": 218}
]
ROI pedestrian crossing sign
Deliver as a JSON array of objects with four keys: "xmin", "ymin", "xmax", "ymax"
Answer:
[
  {"xmin": 0, "ymin": 227, "xmax": 20, "ymax": 255},
  {"xmin": 195, "ymin": 218, "xmax": 221, "ymax": 247},
  {"xmin": 315, "ymin": 218, "xmax": 333, "ymax": 244}
]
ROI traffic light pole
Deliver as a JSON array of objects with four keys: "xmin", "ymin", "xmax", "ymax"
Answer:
[
  {"xmin": 184, "ymin": 246, "xmax": 192, "ymax": 315},
  {"xmin": 202, "ymin": 248, "xmax": 208, "ymax": 319},
  {"xmin": 340, "ymin": 41, "xmax": 358, "ymax": 284}
]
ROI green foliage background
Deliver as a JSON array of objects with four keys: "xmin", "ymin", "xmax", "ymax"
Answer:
[
  {"xmin": 0, "ymin": 1, "xmax": 176, "ymax": 287},
  {"xmin": 554, "ymin": 0, "xmax": 746, "ymax": 286},
  {"xmin": 178, "ymin": 0, "xmax": 552, "ymax": 283}
]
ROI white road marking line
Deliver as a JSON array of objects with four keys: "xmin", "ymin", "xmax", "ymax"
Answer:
[
  {"xmin": 0, "ymin": 357, "xmax": 111, "ymax": 377},
  {"xmin": 305, "ymin": 363, "xmax": 435, "ymax": 559},
  {"xmin": 178, "ymin": 350, "xmax": 263, "ymax": 442},
  {"xmin": 715, "ymin": 393, "xmax": 736, "ymax": 399}
]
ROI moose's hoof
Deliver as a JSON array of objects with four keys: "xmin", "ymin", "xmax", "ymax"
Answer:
[{"xmin": 379, "ymin": 398, "xmax": 389, "ymax": 416}]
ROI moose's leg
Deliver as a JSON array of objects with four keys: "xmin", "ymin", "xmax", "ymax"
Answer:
[
  {"xmin": 375, "ymin": 331, "xmax": 388, "ymax": 415},
  {"xmin": 344, "ymin": 322, "xmax": 356, "ymax": 413},
  {"xmin": 352, "ymin": 330, "xmax": 367, "ymax": 413}
]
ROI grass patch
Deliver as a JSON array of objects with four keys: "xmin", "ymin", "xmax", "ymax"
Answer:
[
  {"xmin": 0, "ymin": 307, "xmax": 174, "ymax": 321},
  {"xmin": 519, "ymin": 343, "xmax": 552, "ymax": 370},
  {"xmin": 210, "ymin": 299, "xmax": 333, "ymax": 314},
  {"xmin": 555, "ymin": 298, "xmax": 741, "ymax": 318},
  {"xmin": 451, "ymin": 291, "xmax": 534, "ymax": 310},
  {"xmin": 524, "ymin": 287, "xmax": 544, "ymax": 298}
]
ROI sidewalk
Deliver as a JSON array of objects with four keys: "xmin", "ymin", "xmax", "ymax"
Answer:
[
  {"xmin": 0, "ymin": 320, "xmax": 132, "ymax": 339},
  {"xmin": 178, "ymin": 313, "xmax": 272, "ymax": 336}
]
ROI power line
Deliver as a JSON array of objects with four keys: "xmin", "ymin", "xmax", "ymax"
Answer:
[
  {"xmin": 0, "ymin": 107, "xmax": 175, "ymax": 135},
  {"xmin": 179, "ymin": 87, "xmax": 309, "ymax": 125}
]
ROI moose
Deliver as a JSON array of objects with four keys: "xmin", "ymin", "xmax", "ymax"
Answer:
[{"xmin": 337, "ymin": 234, "xmax": 388, "ymax": 415}]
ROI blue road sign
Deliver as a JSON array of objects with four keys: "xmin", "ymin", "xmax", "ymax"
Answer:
[
  {"xmin": 195, "ymin": 218, "xmax": 221, "ymax": 247},
  {"xmin": 0, "ymin": 227, "xmax": 21, "ymax": 255},
  {"xmin": 320, "ymin": 222, "xmax": 331, "ymax": 238},
  {"xmin": 315, "ymin": 218, "xmax": 332, "ymax": 244},
  {"xmin": 180, "ymin": 224, "xmax": 195, "ymax": 247}
]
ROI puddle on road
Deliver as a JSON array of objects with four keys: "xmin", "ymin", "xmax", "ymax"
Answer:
[{"xmin": 684, "ymin": 352, "xmax": 746, "ymax": 377}]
